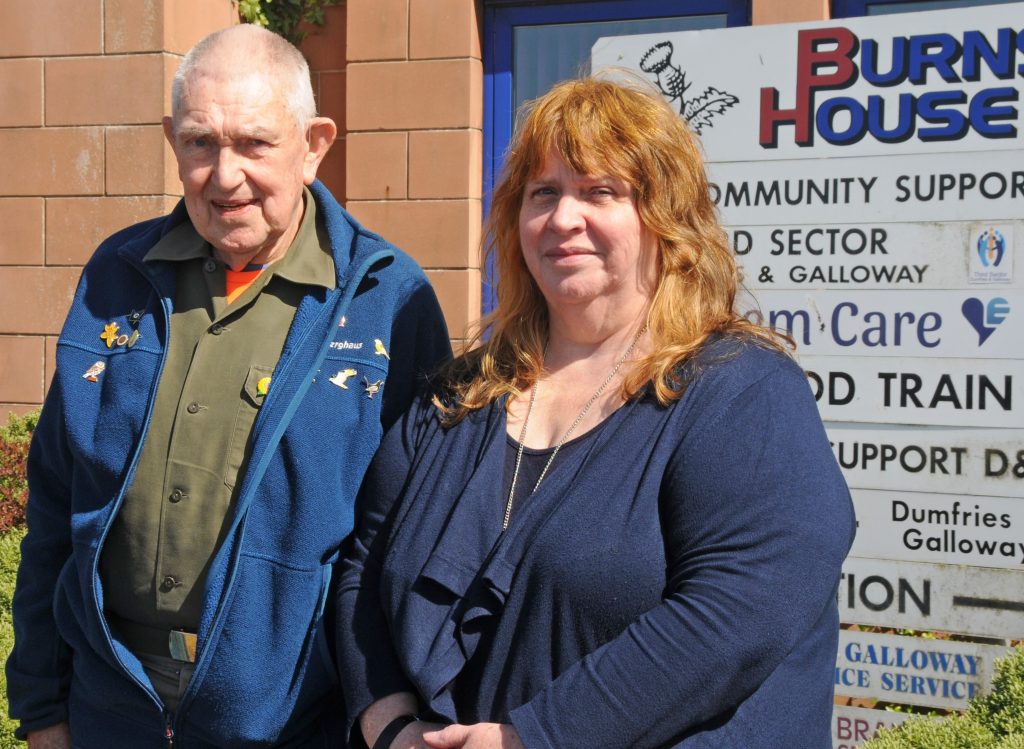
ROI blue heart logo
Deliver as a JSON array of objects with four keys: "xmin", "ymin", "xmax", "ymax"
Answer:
[{"xmin": 962, "ymin": 297, "xmax": 1009, "ymax": 345}]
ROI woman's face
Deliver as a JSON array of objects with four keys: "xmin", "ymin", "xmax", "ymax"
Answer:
[{"xmin": 518, "ymin": 150, "xmax": 658, "ymax": 315}]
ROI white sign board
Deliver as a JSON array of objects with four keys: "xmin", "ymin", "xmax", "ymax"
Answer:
[
  {"xmin": 803, "ymin": 356, "xmax": 1023, "ymax": 428},
  {"xmin": 745, "ymin": 290, "xmax": 1019, "ymax": 358},
  {"xmin": 707, "ymin": 155, "xmax": 1023, "ymax": 225},
  {"xmin": 840, "ymin": 557, "xmax": 1024, "ymax": 639},
  {"xmin": 832, "ymin": 706, "xmax": 914, "ymax": 749},
  {"xmin": 851, "ymin": 490, "xmax": 1024, "ymax": 568},
  {"xmin": 737, "ymin": 221, "xmax": 1021, "ymax": 291},
  {"xmin": 835, "ymin": 630, "xmax": 1010, "ymax": 710},
  {"xmin": 827, "ymin": 424, "xmax": 1024, "ymax": 497},
  {"xmin": 592, "ymin": 4, "xmax": 1024, "ymax": 161}
]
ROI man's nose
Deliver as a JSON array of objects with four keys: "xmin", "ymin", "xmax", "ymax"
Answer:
[{"xmin": 211, "ymin": 146, "xmax": 245, "ymax": 189}]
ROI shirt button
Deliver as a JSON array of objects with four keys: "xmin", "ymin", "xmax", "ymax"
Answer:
[
  {"xmin": 160, "ymin": 575, "xmax": 180, "ymax": 592},
  {"xmin": 169, "ymin": 489, "xmax": 186, "ymax": 503},
  {"xmin": 210, "ymin": 323, "xmax": 225, "ymax": 335},
  {"xmin": 204, "ymin": 259, "xmax": 217, "ymax": 273},
  {"xmin": 186, "ymin": 402, "xmax": 201, "ymax": 414}
]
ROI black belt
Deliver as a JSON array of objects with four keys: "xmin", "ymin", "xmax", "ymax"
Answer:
[{"xmin": 107, "ymin": 614, "xmax": 198, "ymax": 663}]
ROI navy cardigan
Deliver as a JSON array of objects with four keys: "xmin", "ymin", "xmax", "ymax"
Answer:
[{"xmin": 337, "ymin": 338, "xmax": 856, "ymax": 748}]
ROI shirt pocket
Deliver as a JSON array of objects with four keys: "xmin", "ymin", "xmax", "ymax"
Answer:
[{"xmin": 224, "ymin": 363, "xmax": 275, "ymax": 488}]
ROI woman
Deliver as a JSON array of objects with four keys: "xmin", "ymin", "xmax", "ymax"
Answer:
[{"xmin": 337, "ymin": 77, "xmax": 855, "ymax": 749}]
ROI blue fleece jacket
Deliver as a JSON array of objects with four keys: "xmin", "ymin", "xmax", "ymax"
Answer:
[
  {"xmin": 6, "ymin": 181, "xmax": 451, "ymax": 748},
  {"xmin": 338, "ymin": 338, "xmax": 856, "ymax": 748}
]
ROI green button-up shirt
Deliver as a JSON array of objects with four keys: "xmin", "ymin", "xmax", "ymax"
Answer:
[{"xmin": 101, "ymin": 192, "xmax": 335, "ymax": 635}]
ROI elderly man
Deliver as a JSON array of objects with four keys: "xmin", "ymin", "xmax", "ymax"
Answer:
[{"xmin": 6, "ymin": 24, "xmax": 450, "ymax": 749}]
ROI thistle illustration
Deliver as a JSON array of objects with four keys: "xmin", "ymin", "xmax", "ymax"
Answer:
[{"xmin": 639, "ymin": 41, "xmax": 739, "ymax": 134}]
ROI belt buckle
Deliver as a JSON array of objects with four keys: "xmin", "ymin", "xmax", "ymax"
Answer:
[{"xmin": 168, "ymin": 629, "xmax": 197, "ymax": 663}]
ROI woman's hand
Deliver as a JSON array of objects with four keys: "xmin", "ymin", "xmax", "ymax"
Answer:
[
  {"xmin": 422, "ymin": 723, "xmax": 524, "ymax": 749},
  {"xmin": 389, "ymin": 720, "xmax": 449, "ymax": 749}
]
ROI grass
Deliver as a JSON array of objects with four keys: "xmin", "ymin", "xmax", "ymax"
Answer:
[{"xmin": 0, "ymin": 527, "xmax": 26, "ymax": 746}]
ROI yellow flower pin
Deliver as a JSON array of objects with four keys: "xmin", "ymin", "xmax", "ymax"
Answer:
[
  {"xmin": 373, "ymin": 339, "xmax": 390, "ymax": 360},
  {"xmin": 100, "ymin": 322, "xmax": 120, "ymax": 348},
  {"xmin": 256, "ymin": 376, "xmax": 272, "ymax": 397}
]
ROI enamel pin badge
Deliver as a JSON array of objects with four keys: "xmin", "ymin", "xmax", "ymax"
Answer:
[
  {"xmin": 82, "ymin": 361, "xmax": 106, "ymax": 382},
  {"xmin": 126, "ymin": 309, "xmax": 143, "ymax": 348},
  {"xmin": 363, "ymin": 378, "xmax": 384, "ymax": 399},
  {"xmin": 373, "ymin": 339, "xmax": 390, "ymax": 361},
  {"xmin": 329, "ymin": 368, "xmax": 358, "ymax": 389},
  {"xmin": 100, "ymin": 322, "xmax": 120, "ymax": 348}
]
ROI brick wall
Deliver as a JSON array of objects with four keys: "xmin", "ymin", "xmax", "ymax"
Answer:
[
  {"xmin": 0, "ymin": 0, "xmax": 236, "ymax": 418},
  {"xmin": 341, "ymin": 0, "xmax": 484, "ymax": 350}
]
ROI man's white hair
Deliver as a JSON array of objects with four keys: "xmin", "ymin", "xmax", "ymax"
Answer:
[{"xmin": 171, "ymin": 24, "xmax": 317, "ymax": 130}]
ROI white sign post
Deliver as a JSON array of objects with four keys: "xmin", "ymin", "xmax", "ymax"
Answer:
[
  {"xmin": 595, "ymin": 7, "xmax": 1024, "ymax": 740},
  {"xmin": 835, "ymin": 630, "xmax": 1011, "ymax": 710}
]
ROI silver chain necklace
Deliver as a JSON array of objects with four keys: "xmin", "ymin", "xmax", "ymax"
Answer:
[{"xmin": 502, "ymin": 324, "xmax": 648, "ymax": 530}]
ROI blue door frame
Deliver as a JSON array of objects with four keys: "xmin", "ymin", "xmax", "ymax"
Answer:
[{"xmin": 481, "ymin": 0, "xmax": 749, "ymax": 313}]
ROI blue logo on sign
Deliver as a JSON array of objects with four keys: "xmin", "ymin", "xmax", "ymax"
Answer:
[
  {"xmin": 976, "ymin": 228, "xmax": 1006, "ymax": 268},
  {"xmin": 962, "ymin": 297, "xmax": 1009, "ymax": 345}
]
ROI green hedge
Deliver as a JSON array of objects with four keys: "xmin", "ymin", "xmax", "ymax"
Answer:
[
  {"xmin": 1, "ymin": 527, "xmax": 27, "ymax": 746},
  {"xmin": 0, "ymin": 412, "xmax": 35, "ymax": 534},
  {"xmin": 864, "ymin": 646, "xmax": 1024, "ymax": 748},
  {"xmin": 0, "ymin": 411, "xmax": 36, "ymax": 745}
]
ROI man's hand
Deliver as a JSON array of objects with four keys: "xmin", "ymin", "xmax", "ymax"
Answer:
[
  {"xmin": 422, "ymin": 723, "xmax": 524, "ymax": 749},
  {"xmin": 27, "ymin": 722, "xmax": 72, "ymax": 749}
]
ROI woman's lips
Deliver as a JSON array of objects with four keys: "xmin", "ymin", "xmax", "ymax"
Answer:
[{"xmin": 545, "ymin": 246, "xmax": 596, "ymax": 261}]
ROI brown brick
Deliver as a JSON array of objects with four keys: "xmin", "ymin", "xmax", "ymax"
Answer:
[
  {"xmin": 46, "ymin": 55, "xmax": 166, "ymax": 126},
  {"xmin": 752, "ymin": 0, "xmax": 829, "ymax": 24},
  {"xmin": 164, "ymin": 0, "xmax": 238, "ymax": 55},
  {"xmin": 0, "ymin": 336, "xmax": 45, "ymax": 404},
  {"xmin": 105, "ymin": 0, "xmax": 162, "ymax": 53},
  {"xmin": 410, "ymin": 0, "xmax": 482, "ymax": 60},
  {"xmin": 347, "ymin": 59, "xmax": 482, "ymax": 131},
  {"xmin": 424, "ymin": 268, "xmax": 481, "ymax": 339},
  {"xmin": 45, "ymin": 197, "xmax": 173, "ymax": 266},
  {"xmin": 0, "ymin": 267, "xmax": 81, "ymax": 336},
  {"xmin": 347, "ymin": 132, "xmax": 408, "ymax": 200},
  {"xmin": 409, "ymin": 129, "xmax": 482, "ymax": 199},
  {"xmin": 0, "ymin": 128, "xmax": 103, "ymax": 197},
  {"xmin": 106, "ymin": 126, "xmax": 179, "ymax": 196},
  {"xmin": 347, "ymin": 199, "xmax": 481, "ymax": 269},
  {"xmin": 317, "ymin": 71, "xmax": 345, "ymax": 130},
  {"xmin": 0, "ymin": 0, "xmax": 102, "ymax": 57},
  {"xmin": 0, "ymin": 59, "xmax": 44, "ymax": 127},
  {"xmin": 347, "ymin": 0, "xmax": 409, "ymax": 61},
  {"xmin": 164, "ymin": 53, "xmax": 180, "ymax": 119},
  {"xmin": 0, "ymin": 199, "xmax": 44, "ymax": 266},
  {"xmin": 300, "ymin": 4, "xmax": 347, "ymax": 72},
  {"xmin": 2, "ymin": 404, "xmax": 41, "ymax": 419}
]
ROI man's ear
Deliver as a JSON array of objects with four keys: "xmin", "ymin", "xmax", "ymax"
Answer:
[
  {"xmin": 162, "ymin": 116, "xmax": 176, "ymax": 148},
  {"xmin": 303, "ymin": 117, "xmax": 338, "ymax": 184}
]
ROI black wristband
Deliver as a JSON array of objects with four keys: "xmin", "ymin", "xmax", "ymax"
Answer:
[{"xmin": 372, "ymin": 714, "xmax": 417, "ymax": 749}]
